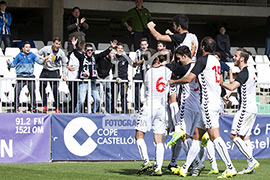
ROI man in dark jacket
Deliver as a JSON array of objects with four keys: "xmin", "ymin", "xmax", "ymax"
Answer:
[
  {"xmin": 67, "ymin": 7, "xmax": 89, "ymax": 53},
  {"xmin": 111, "ymin": 43, "xmax": 131, "ymax": 113},
  {"xmin": 75, "ymin": 40, "xmax": 117, "ymax": 113},
  {"xmin": 97, "ymin": 49, "xmax": 115, "ymax": 113}
]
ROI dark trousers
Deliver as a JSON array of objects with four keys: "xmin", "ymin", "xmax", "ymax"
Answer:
[
  {"xmin": 0, "ymin": 34, "xmax": 11, "ymax": 49},
  {"xmin": 111, "ymin": 81, "xmax": 128, "ymax": 113},
  {"xmin": 133, "ymin": 31, "xmax": 151, "ymax": 51},
  {"xmin": 14, "ymin": 75, "xmax": 36, "ymax": 110},
  {"xmin": 134, "ymin": 81, "xmax": 142, "ymax": 111},
  {"xmin": 67, "ymin": 80, "xmax": 79, "ymax": 113},
  {"xmin": 39, "ymin": 69, "xmax": 60, "ymax": 108}
]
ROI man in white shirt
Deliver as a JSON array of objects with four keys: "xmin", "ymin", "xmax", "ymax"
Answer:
[{"xmin": 220, "ymin": 48, "xmax": 259, "ymax": 175}]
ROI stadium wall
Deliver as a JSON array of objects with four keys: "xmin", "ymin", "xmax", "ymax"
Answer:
[{"xmin": 0, "ymin": 113, "xmax": 269, "ymax": 163}]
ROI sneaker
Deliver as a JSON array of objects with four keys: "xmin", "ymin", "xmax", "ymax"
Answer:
[
  {"xmin": 188, "ymin": 167, "xmax": 202, "ymax": 177},
  {"xmin": 168, "ymin": 129, "xmax": 185, "ymax": 146},
  {"xmin": 237, "ymin": 168, "xmax": 255, "ymax": 175},
  {"xmin": 12, "ymin": 107, "xmax": 19, "ymax": 113},
  {"xmin": 246, "ymin": 160, "xmax": 259, "ymax": 173},
  {"xmin": 136, "ymin": 162, "xmax": 153, "ymax": 175},
  {"xmin": 179, "ymin": 167, "xmax": 188, "ymax": 177},
  {"xmin": 208, "ymin": 168, "xmax": 219, "ymax": 175},
  {"xmin": 168, "ymin": 164, "xmax": 178, "ymax": 171},
  {"xmin": 55, "ymin": 109, "xmax": 61, "ymax": 113},
  {"xmin": 150, "ymin": 169, "xmax": 163, "ymax": 176},
  {"xmin": 217, "ymin": 168, "xmax": 237, "ymax": 178},
  {"xmin": 42, "ymin": 106, "xmax": 47, "ymax": 113},
  {"xmin": 189, "ymin": 163, "xmax": 205, "ymax": 177},
  {"xmin": 201, "ymin": 132, "xmax": 210, "ymax": 148},
  {"xmin": 171, "ymin": 167, "xmax": 180, "ymax": 174}
]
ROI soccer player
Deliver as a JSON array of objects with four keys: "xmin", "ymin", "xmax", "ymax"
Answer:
[
  {"xmin": 148, "ymin": 14, "xmax": 198, "ymax": 170},
  {"xmin": 168, "ymin": 36, "xmax": 237, "ymax": 178},
  {"xmin": 220, "ymin": 48, "xmax": 260, "ymax": 174},
  {"xmin": 135, "ymin": 49, "xmax": 172, "ymax": 176},
  {"xmin": 167, "ymin": 45, "xmax": 203, "ymax": 176}
]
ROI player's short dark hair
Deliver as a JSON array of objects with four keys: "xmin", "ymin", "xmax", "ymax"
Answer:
[
  {"xmin": 140, "ymin": 38, "xmax": 148, "ymax": 43},
  {"xmin": 72, "ymin": 6, "xmax": 80, "ymax": 12},
  {"xmin": 0, "ymin": 1, "xmax": 7, "ymax": 5},
  {"xmin": 175, "ymin": 45, "xmax": 191, "ymax": 59},
  {"xmin": 117, "ymin": 42, "xmax": 124, "ymax": 48},
  {"xmin": 53, "ymin": 37, "xmax": 61, "ymax": 43},
  {"xmin": 201, "ymin": 36, "xmax": 216, "ymax": 53},
  {"xmin": 172, "ymin": 14, "xmax": 189, "ymax": 30},
  {"xmin": 22, "ymin": 41, "xmax": 31, "ymax": 48},
  {"xmin": 157, "ymin": 41, "xmax": 166, "ymax": 47},
  {"xmin": 237, "ymin": 48, "xmax": 251, "ymax": 63},
  {"xmin": 213, "ymin": 52, "xmax": 221, "ymax": 59}
]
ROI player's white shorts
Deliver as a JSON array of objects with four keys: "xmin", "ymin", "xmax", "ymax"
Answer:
[
  {"xmin": 197, "ymin": 108, "xmax": 220, "ymax": 130},
  {"xmin": 135, "ymin": 105, "xmax": 166, "ymax": 134},
  {"xmin": 231, "ymin": 111, "xmax": 256, "ymax": 136}
]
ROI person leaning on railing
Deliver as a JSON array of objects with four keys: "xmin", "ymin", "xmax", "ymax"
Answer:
[{"xmin": 6, "ymin": 41, "xmax": 48, "ymax": 113}]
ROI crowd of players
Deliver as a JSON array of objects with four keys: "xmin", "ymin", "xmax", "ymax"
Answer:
[{"xmin": 134, "ymin": 14, "xmax": 260, "ymax": 178}]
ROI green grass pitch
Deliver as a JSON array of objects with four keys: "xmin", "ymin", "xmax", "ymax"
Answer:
[{"xmin": 0, "ymin": 159, "xmax": 269, "ymax": 179}]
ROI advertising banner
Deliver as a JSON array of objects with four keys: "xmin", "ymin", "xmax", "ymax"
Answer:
[
  {"xmin": 220, "ymin": 115, "xmax": 270, "ymax": 159},
  {"xmin": 52, "ymin": 114, "xmax": 270, "ymax": 161},
  {"xmin": 0, "ymin": 113, "xmax": 51, "ymax": 163}
]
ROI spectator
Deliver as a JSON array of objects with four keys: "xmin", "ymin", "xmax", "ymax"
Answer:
[
  {"xmin": 156, "ymin": 41, "xmax": 172, "ymax": 62},
  {"xmin": 216, "ymin": 26, "xmax": 233, "ymax": 62},
  {"xmin": 132, "ymin": 38, "xmax": 149, "ymax": 112},
  {"xmin": 122, "ymin": 0, "xmax": 152, "ymax": 51},
  {"xmin": 37, "ymin": 37, "xmax": 67, "ymax": 113},
  {"xmin": 265, "ymin": 16, "xmax": 270, "ymax": 57},
  {"xmin": 96, "ymin": 49, "xmax": 115, "ymax": 113},
  {"xmin": 66, "ymin": 38, "xmax": 84, "ymax": 113},
  {"xmin": 0, "ymin": 1, "xmax": 11, "ymax": 49},
  {"xmin": 75, "ymin": 40, "xmax": 117, "ymax": 113},
  {"xmin": 6, "ymin": 41, "xmax": 46, "ymax": 113},
  {"xmin": 67, "ymin": 7, "xmax": 89, "ymax": 54},
  {"xmin": 111, "ymin": 43, "xmax": 131, "ymax": 113}
]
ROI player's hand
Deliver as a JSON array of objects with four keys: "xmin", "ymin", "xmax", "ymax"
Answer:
[
  {"xmin": 76, "ymin": 18, "xmax": 79, "ymax": 25},
  {"xmin": 147, "ymin": 21, "xmax": 156, "ymax": 29},
  {"xmin": 165, "ymin": 29, "xmax": 173, "ymax": 35},
  {"xmin": 80, "ymin": 17, "xmax": 86, "ymax": 24},
  {"xmin": 167, "ymin": 80, "xmax": 175, "ymax": 85},
  {"xmin": 4, "ymin": 19, "xmax": 8, "ymax": 24},
  {"xmin": 6, "ymin": 59, "xmax": 10, "ymax": 63}
]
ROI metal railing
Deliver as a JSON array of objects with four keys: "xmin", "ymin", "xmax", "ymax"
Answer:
[{"xmin": 0, "ymin": 77, "xmax": 269, "ymax": 114}]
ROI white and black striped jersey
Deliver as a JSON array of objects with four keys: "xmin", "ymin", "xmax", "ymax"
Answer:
[
  {"xmin": 235, "ymin": 66, "xmax": 257, "ymax": 113},
  {"xmin": 191, "ymin": 54, "xmax": 221, "ymax": 111},
  {"xmin": 169, "ymin": 32, "xmax": 199, "ymax": 61},
  {"xmin": 173, "ymin": 62, "xmax": 201, "ymax": 112}
]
